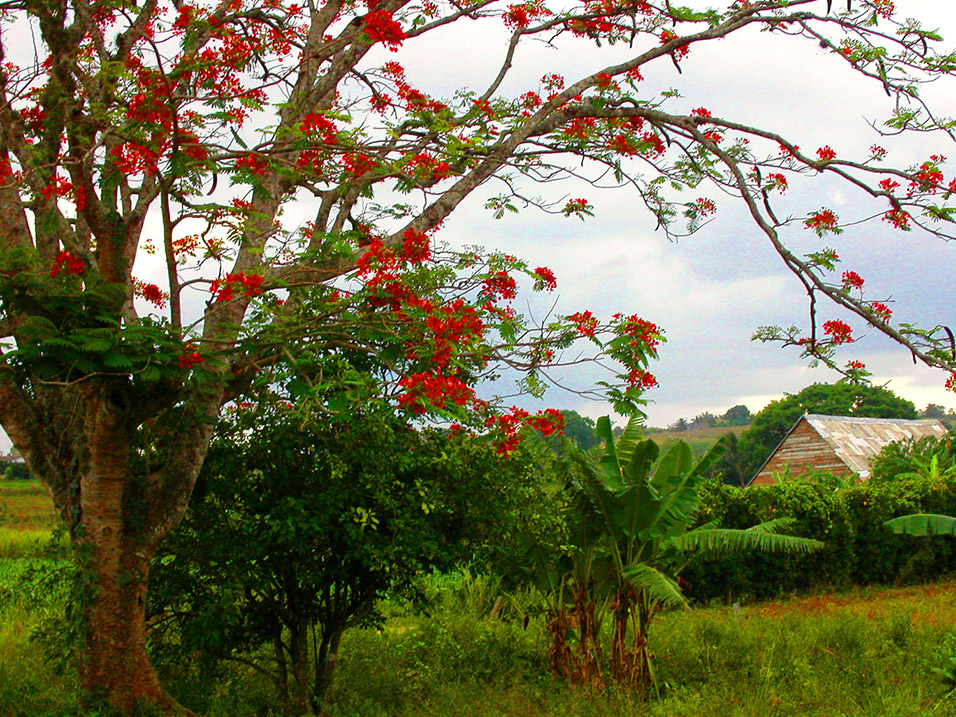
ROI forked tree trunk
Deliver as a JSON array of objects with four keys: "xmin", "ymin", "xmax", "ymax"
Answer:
[{"xmin": 71, "ymin": 392, "xmax": 192, "ymax": 714}]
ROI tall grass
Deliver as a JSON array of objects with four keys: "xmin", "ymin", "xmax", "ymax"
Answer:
[{"xmin": 5, "ymin": 564, "xmax": 956, "ymax": 714}]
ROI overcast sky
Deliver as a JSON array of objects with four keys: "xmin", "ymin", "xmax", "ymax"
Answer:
[{"xmin": 3, "ymin": 1, "xmax": 956, "ymax": 454}]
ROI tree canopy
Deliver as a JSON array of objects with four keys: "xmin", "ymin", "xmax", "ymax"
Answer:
[{"xmin": 2, "ymin": 0, "xmax": 956, "ymax": 711}]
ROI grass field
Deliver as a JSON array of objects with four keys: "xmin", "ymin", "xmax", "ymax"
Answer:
[
  {"xmin": 647, "ymin": 424, "xmax": 747, "ymax": 457},
  {"xmin": 4, "ymin": 557, "xmax": 956, "ymax": 715}
]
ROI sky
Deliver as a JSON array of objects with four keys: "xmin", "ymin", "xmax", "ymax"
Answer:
[{"xmin": 3, "ymin": 1, "xmax": 956, "ymax": 454}]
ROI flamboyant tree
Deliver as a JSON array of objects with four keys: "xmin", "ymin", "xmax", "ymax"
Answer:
[{"xmin": 2, "ymin": 0, "xmax": 956, "ymax": 711}]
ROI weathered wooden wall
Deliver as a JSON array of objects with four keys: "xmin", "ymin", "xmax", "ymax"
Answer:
[{"xmin": 749, "ymin": 420, "xmax": 852, "ymax": 486}]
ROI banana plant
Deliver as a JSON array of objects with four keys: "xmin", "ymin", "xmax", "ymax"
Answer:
[
  {"xmin": 885, "ymin": 513, "xmax": 956, "ymax": 536},
  {"xmin": 563, "ymin": 415, "xmax": 824, "ymax": 693}
]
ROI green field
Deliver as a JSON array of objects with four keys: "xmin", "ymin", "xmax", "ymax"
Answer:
[{"xmin": 647, "ymin": 424, "xmax": 747, "ymax": 457}]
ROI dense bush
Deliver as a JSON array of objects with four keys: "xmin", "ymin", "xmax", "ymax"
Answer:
[{"xmin": 685, "ymin": 473, "xmax": 956, "ymax": 603}]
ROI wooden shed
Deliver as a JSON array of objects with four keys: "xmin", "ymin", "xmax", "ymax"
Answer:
[{"xmin": 746, "ymin": 414, "xmax": 948, "ymax": 487}]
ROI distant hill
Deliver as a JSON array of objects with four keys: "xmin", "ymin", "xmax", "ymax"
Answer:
[{"xmin": 645, "ymin": 424, "xmax": 749, "ymax": 458}]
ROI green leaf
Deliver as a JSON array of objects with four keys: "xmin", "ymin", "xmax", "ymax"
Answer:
[
  {"xmin": 884, "ymin": 513, "xmax": 956, "ymax": 536},
  {"xmin": 621, "ymin": 563, "xmax": 688, "ymax": 609}
]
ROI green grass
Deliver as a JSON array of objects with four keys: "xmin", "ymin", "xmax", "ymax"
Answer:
[
  {"xmin": 5, "ymin": 561, "xmax": 956, "ymax": 714},
  {"xmin": 0, "ymin": 479, "xmax": 59, "ymax": 532}
]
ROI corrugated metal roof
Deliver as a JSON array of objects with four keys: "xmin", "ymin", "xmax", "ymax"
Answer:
[{"xmin": 803, "ymin": 414, "xmax": 948, "ymax": 479}]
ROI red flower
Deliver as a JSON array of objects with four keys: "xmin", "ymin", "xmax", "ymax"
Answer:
[
  {"xmin": 210, "ymin": 272, "xmax": 265, "ymax": 302},
  {"xmin": 179, "ymin": 343, "xmax": 204, "ymax": 369},
  {"xmin": 822, "ymin": 319, "xmax": 853, "ymax": 345},
  {"xmin": 879, "ymin": 177, "xmax": 900, "ymax": 192},
  {"xmin": 50, "ymin": 250, "xmax": 85, "ymax": 278},
  {"xmin": 364, "ymin": 10, "xmax": 406, "ymax": 51},
  {"xmin": 626, "ymin": 369, "xmax": 658, "ymax": 389},
  {"xmin": 401, "ymin": 228, "xmax": 431, "ymax": 264},
  {"xmin": 695, "ymin": 198, "xmax": 716, "ymax": 217},
  {"xmin": 690, "ymin": 107, "xmax": 712, "ymax": 118},
  {"xmin": 816, "ymin": 146, "xmax": 837, "ymax": 161},
  {"xmin": 882, "ymin": 209, "xmax": 910, "ymax": 230},
  {"xmin": 841, "ymin": 271, "xmax": 864, "ymax": 290},
  {"xmin": 569, "ymin": 310, "xmax": 599, "ymax": 338},
  {"xmin": 869, "ymin": 302, "xmax": 892, "ymax": 320},
  {"xmin": 481, "ymin": 271, "xmax": 518, "ymax": 301},
  {"xmin": 946, "ymin": 372, "xmax": 956, "ymax": 393},
  {"xmin": 532, "ymin": 266, "xmax": 557, "ymax": 291},
  {"xmin": 804, "ymin": 208, "xmax": 839, "ymax": 233}
]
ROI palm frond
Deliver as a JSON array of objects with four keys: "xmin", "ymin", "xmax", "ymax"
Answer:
[
  {"xmin": 622, "ymin": 563, "xmax": 688, "ymax": 609},
  {"xmin": 884, "ymin": 513, "xmax": 956, "ymax": 536},
  {"xmin": 615, "ymin": 414, "xmax": 646, "ymax": 468},
  {"xmin": 663, "ymin": 524, "xmax": 823, "ymax": 559}
]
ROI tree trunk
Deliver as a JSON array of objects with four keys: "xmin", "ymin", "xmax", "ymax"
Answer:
[
  {"xmin": 78, "ymin": 531, "xmax": 183, "ymax": 713},
  {"xmin": 67, "ymin": 385, "xmax": 203, "ymax": 715},
  {"xmin": 289, "ymin": 619, "xmax": 314, "ymax": 714}
]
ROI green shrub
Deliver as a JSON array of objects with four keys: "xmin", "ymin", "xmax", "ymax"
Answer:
[{"xmin": 685, "ymin": 473, "xmax": 956, "ymax": 602}]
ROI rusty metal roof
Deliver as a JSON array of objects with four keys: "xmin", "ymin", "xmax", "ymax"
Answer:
[{"xmin": 803, "ymin": 414, "xmax": 948, "ymax": 479}]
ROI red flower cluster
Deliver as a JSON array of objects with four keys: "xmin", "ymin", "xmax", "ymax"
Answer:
[
  {"xmin": 342, "ymin": 152, "xmax": 379, "ymax": 177},
  {"xmin": 210, "ymin": 272, "xmax": 265, "ymax": 302},
  {"xmin": 236, "ymin": 154, "xmax": 269, "ymax": 176},
  {"xmin": 695, "ymin": 198, "xmax": 716, "ymax": 217},
  {"xmin": 804, "ymin": 208, "xmax": 839, "ymax": 233},
  {"xmin": 569, "ymin": 310, "xmax": 599, "ymax": 337},
  {"xmin": 690, "ymin": 107, "xmax": 712, "ymax": 118},
  {"xmin": 947, "ymin": 372, "xmax": 956, "ymax": 393},
  {"xmin": 879, "ymin": 177, "xmax": 900, "ymax": 192},
  {"xmin": 617, "ymin": 314, "xmax": 661, "ymax": 351},
  {"xmin": 627, "ymin": 369, "xmax": 658, "ymax": 389},
  {"xmin": 503, "ymin": 0, "xmax": 550, "ymax": 30},
  {"xmin": 766, "ymin": 173, "xmax": 788, "ymax": 193},
  {"xmin": 847, "ymin": 360, "xmax": 866, "ymax": 371},
  {"xmin": 41, "ymin": 176, "xmax": 86, "ymax": 210},
  {"xmin": 135, "ymin": 280, "xmax": 168, "ymax": 308},
  {"xmin": 869, "ymin": 302, "xmax": 892, "ymax": 320},
  {"xmin": 179, "ymin": 343, "xmax": 204, "ymax": 369},
  {"xmin": 882, "ymin": 209, "xmax": 910, "ymax": 230},
  {"xmin": 870, "ymin": 145, "xmax": 887, "ymax": 160},
  {"xmin": 532, "ymin": 266, "xmax": 557, "ymax": 292},
  {"xmin": 563, "ymin": 198, "xmax": 592, "ymax": 217},
  {"xmin": 841, "ymin": 271, "xmax": 865, "ymax": 290},
  {"xmin": 397, "ymin": 372, "xmax": 475, "ymax": 413},
  {"xmin": 299, "ymin": 113, "xmax": 338, "ymax": 143},
  {"xmin": 481, "ymin": 271, "xmax": 518, "ymax": 302},
  {"xmin": 659, "ymin": 30, "xmax": 689, "ymax": 60},
  {"xmin": 908, "ymin": 159, "xmax": 945, "ymax": 195},
  {"xmin": 595, "ymin": 73, "xmax": 617, "ymax": 89},
  {"xmin": 404, "ymin": 152, "xmax": 450, "ymax": 181},
  {"xmin": 401, "ymin": 229, "xmax": 431, "ymax": 264},
  {"xmin": 608, "ymin": 134, "xmax": 638, "ymax": 156},
  {"xmin": 486, "ymin": 407, "xmax": 564, "ymax": 456},
  {"xmin": 364, "ymin": 10, "xmax": 406, "ymax": 51},
  {"xmin": 816, "ymin": 146, "xmax": 837, "ymax": 161},
  {"xmin": 50, "ymin": 250, "xmax": 84, "ymax": 278},
  {"xmin": 822, "ymin": 319, "xmax": 853, "ymax": 345},
  {"xmin": 111, "ymin": 142, "xmax": 161, "ymax": 176}
]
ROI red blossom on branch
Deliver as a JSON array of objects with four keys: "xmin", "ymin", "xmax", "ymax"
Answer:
[
  {"xmin": 50, "ymin": 250, "xmax": 85, "ymax": 278},
  {"xmin": 804, "ymin": 208, "xmax": 839, "ymax": 235},
  {"xmin": 882, "ymin": 209, "xmax": 911, "ymax": 230},
  {"xmin": 816, "ymin": 146, "xmax": 837, "ymax": 161},
  {"xmin": 179, "ymin": 343, "xmax": 204, "ymax": 369},
  {"xmin": 841, "ymin": 271, "xmax": 865, "ymax": 290},
  {"xmin": 869, "ymin": 302, "xmax": 893, "ymax": 321},
  {"xmin": 210, "ymin": 272, "xmax": 265, "ymax": 302},
  {"xmin": 532, "ymin": 266, "xmax": 557, "ymax": 291},
  {"xmin": 568, "ymin": 310, "xmax": 599, "ymax": 337},
  {"xmin": 364, "ymin": 10, "xmax": 406, "ymax": 51},
  {"xmin": 822, "ymin": 319, "xmax": 853, "ymax": 345}
]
